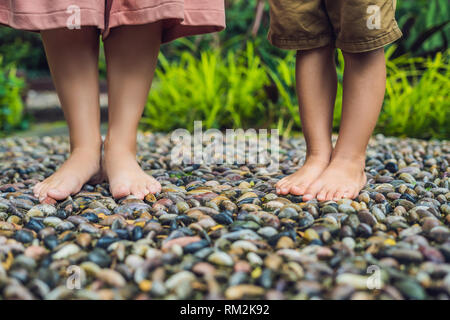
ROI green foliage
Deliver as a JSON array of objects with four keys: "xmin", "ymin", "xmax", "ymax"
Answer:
[
  {"xmin": 0, "ymin": 29, "xmax": 47, "ymax": 77},
  {"xmin": 395, "ymin": 0, "xmax": 450, "ymax": 57},
  {"xmin": 379, "ymin": 48, "xmax": 450, "ymax": 139},
  {"xmin": 0, "ymin": 57, "xmax": 27, "ymax": 134},
  {"xmin": 143, "ymin": 43, "xmax": 270, "ymax": 131}
]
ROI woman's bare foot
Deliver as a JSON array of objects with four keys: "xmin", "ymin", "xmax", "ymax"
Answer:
[
  {"xmin": 303, "ymin": 157, "xmax": 367, "ymax": 202},
  {"xmin": 33, "ymin": 146, "xmax": 102, "ymax": 202},
  {"xmin": 103, "ymin": 142, "xmax": 161, "ymax": 199},
  {"xmin": 275, "ymin": 155, "xmax": 330, "ymax": 195}
]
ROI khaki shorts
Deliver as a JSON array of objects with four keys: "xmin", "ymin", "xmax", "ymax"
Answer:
[{"xmin": 268, "ymin": 0, "xmax": 402, "ymax": 52}]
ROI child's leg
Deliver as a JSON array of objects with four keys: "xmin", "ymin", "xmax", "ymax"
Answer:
[
  {"xmin": 303, "ymin": 48, "xmax": 386, "ymax": 201},
  {"xmin": 276, "ymin": 45, "xmax": 337, "ymax": 195},
  {"xmin": 33, "ymin": 27, "xmax": 102, "ymax": 203},
  {"xmin": 103, "ymin": 23, "xmax": 162, "ymax": 199}
]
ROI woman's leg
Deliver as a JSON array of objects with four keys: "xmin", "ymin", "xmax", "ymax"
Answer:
[
  {"xmin": 103, "ymin": 23, "xmax": 162, "ymax": 199},
  {"xmin": 303, "ymin": 48, "xmax": 386, "ymax": 201},
  {"xmin": 33, "ymin": 27, "xmax": 102, "ymax": 203},
  {"xmin": 275, "ymin": 45, "xmax": 337, "ymax": 195}
]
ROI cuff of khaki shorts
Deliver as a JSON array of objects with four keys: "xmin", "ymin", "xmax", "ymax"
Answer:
[
  {"xmin": 267, "ymin": 31, "xmax": 332, "ymax": 50},
  {"xmin": 336, "ymin": 26, "xmax": 403, "ymax": 53}
]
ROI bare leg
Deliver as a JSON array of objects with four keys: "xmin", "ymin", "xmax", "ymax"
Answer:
[
  {"xmin": 275, "ymin": 45, "xmax": 337, "ymax": 195},
  {"xmin": 33, "ymin": 27, "xmax": 102, "ymax": 203},
  {"xmin": 103, "ymin": 23, "xmax": 162, "ymax": 199},
  {"xmin": 303, "ymin": 48, "xmax": 386, "ymax": 201}
]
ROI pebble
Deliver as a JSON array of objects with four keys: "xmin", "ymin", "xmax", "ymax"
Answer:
[
  {"xmin": 336, "ymin": 274, "xmax": 372, "ymax": 290},
  {"xmin": 53, "ymin": 244, "xmax": 80, "ymax": 260},
  {"xmin": 208, "ymin": 251, "xmax": 234, "ymax": 267},
  {"xmin": 96, "ymin": 269, "xmax": 126, "ymax": 288},
  {"xmin": 225, "ymin": 285, "xmax": 265, "ymax": 299}
]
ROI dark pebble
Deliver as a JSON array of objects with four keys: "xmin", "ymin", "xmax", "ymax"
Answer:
[
  {"xmin": 15, "ymin": 230, "xmax": 34, "ymax": 243},
  {"xmin": 96, "ymin": 236, "xmax": 119, "ymax": 249},
  {"xmin": 25, "ymin": 218, "xmax": 45, "ymax": 233},
  {"xmin": 131, "ymin": 226, "xmax": 143, "ymax": 241},
  {"xmin": 87, "ymin": 248, "xmax": 111, "ymax": 268},
  {"xmin": 43, "ymin": 235, "xmax": 59, "ymax": 250}
]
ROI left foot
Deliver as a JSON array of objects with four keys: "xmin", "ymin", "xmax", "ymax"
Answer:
[{"xmin": 302, "ymin": 157, "xmax": 367, "ymax": 201}]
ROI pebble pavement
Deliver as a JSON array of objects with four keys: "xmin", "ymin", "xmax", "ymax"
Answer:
[{"xmin": 0, "ymin": 133, "xmax": 449, "ymax": 300}]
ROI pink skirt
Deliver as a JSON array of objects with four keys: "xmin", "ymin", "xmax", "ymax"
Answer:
[{"xmin": 0, "ymin": 0, "xmax": 225, "ymax": 43}]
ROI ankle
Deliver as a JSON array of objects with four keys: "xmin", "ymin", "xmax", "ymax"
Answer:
[
  {"xmin": 70, "ymin": 144, "xmax": 102, "ymax": 158},
  {"xmin": 305, "ymin": 150, "xmax": 332, "ymax": 164},
  {"xmin": 104, "ymin": 137, "xmax": 136, "ymax": 156},
  {"xmin": 330, "ymin": 153, "xmax": 366, "ymax": 168}
]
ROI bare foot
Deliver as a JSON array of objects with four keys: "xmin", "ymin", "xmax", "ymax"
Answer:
[
  {"xmin": 33, "ymin": 147, "xmax": 102, "ymax": 202},
  {"xmin": 104, "ymin": 143, "xmax": 161, "ymax": 199},
  {"xmin": 303, "ymin": 157, "xmax": 367, "ymax": 202},
  {"xmin": 275, "ymin": 155, "xmax": 330, "ymax": 195}
]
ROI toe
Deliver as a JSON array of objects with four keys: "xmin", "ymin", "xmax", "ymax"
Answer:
[
  {"xmin": 325, "ymin": 189, "xmax": 335, "ymax": 201},
  {"xmin": 38, "ymin": 186, "xmax": 49, "ymax": 203},
  {"xmin": 152, "ymin": 184, "xmax": 161, "ymax": 194},
  {"xmin": 276, "ymin": 180, "xmax": 290, "ymax": 194},
  {"xmin": 131, "ymin": 185, "xmax": 145, "ymax": 200},
  {"xmin": 47, "ymin": 178, "xmax": 80, "ymax": 200},
  {"xmin": 47, "ymin": 188, "xmax": 70, "ymax": 200},
  {"xmin": 111, "ymin": 184, "xmax": 130, "ymax": 199},
  {"xmin": 303, "ymin": 182, "xmax": 322, "ymax": 201},
  {"xmin": 147, "ymin": 183, "xmax": 157, "ymax": 194},
  {"xmin": 280, "ymin": 182, "xmax": 293, "ymax": 195},
  {"xmin": 290, "ymin": 184, "xmax": 308, "ymax": 196},
  {"xmin": 342, "ymin": 189, "xmax": 352, "ymax": 199},
  {"xmin": 316, "ymin": 187, "xmax": 328, "ymax": 201},
  {"xmin": 275, "ymin": 177, "xmax": 287, "ymax": 189},
  {"xmin": 33, "ymin": 182, "xmax": 43, "ymax": 196},
  {"xmin": 146, "ymin": 177, "xmax": 161, "ymax": 194},
  {"xmin": 333, "ymin": 188, "xmax": 345, "ymax": 201}
]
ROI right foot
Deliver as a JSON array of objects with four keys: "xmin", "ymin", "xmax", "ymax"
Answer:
[
  {"xmin": 275, "ymin": 155, "xmax": 330, "ymax": 195},
  {"xmin": 33, "ymin": 146, "xmax": 102, "ymax": 203},
  {"xmin": 103, "ymin": 142, "xmax": 161, "ymax": 200}
]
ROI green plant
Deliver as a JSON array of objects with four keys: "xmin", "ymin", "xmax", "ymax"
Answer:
[
  {"xmin": 394, "ymin": 0, "xmax": 450, "ymax": 57},
  {"xmin": 378, "ymin": 47, "xmax": 450, "ymax": 139},
  {"xmin": 0, "ymin": 57, "xmax": 26, "ymax": 134},
  {"xmin": 0, "ymin": 28, "xmax": 48, "ymax": 77},
  {"xmin": 143, "ymin": 42, "xmax": 270, "ymax": 131}
]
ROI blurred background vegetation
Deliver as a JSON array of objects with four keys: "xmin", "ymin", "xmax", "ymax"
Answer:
[{"xmin": 0, "ymin": 0, "xmax": 449, "ymax": 139}]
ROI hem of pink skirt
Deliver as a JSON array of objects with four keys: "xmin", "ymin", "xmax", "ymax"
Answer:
[
  {"xmin": 106, "ymin": 4, "xmax": 225, "ymax": 43},
  {"xmin": 163, "ymin": 9, "xmax": 226, "ymax": 43},
  {"xmin": 0, "ymin": 4, "xmax": 225, "ymax": 43},
  {"xmin": 0, "ymin": 8, "xmax": 105, "ymax": 31}
]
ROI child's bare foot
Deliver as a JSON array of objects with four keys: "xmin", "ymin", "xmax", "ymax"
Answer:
[
  {"xmin": 33, "ymin": 147, "xmax": 102, "ymax": 202},
  {"xmin": 303, "ymin": 157, "xmax": 367, "ymax": 202},
  {"xmin": 275, "ymin": 155, "xmax": 330, "ymax": 195},
  {"xmin": 104, "ymin": 142, "xmax": 161, "ymax": 199}
]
